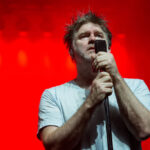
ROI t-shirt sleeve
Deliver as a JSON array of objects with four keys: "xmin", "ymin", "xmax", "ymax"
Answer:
[
  {"xmin": 133, "ymin": 80, "xmax": 150, "ymax": 111},
  {"xmin": 37, "ymin": 89, "xmax": 64, "ymax": 140}
]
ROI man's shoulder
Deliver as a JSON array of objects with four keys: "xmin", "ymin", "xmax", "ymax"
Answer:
[
  {"xmin": 124, "ymin": 78, "xmax": 143, "ymax": 83},
  {"xmin": 124, "ymin": 78, "xmax": 146, "ymax": 90},
  {"xmin": 40, "ymin": 80, "xmax": 76, "ymax": 103},
  {"xmin": 45, "ymin": 80, "xmax": 77, "ymax": 94}
]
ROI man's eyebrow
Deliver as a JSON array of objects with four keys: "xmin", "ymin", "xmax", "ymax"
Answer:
[
  {"xmin": 79, "ymin": 30, "xmax": 104, "ymax": 35},
  {"xmin": 78, "ymin": 31, "xmax": 90, "ymax": 35},
  {"xmin": 95, "ymin": 31, "xmax": 104, "ymax": 34},
  {"xmin": 77, "ymin": 30, "xmax": 105, "ymax": 38}
]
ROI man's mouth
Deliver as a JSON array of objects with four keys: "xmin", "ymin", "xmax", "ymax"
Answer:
[{"xmin": 88, "ymin": 47, "xmax": 95, "ymax": 51}]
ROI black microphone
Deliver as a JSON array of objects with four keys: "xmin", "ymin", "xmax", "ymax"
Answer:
[
  {"xmin": 94, "ymin": 40, "xmax": 113, "ymax": 150},
  {"xmin": 95, "ymin": 40, "xmax": 107, "ymax": 53}
]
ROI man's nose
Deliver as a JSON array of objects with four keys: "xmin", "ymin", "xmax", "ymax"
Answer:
[{"xmin": 89, "ymin": 34, "xmax": 96, "ymax": 44}]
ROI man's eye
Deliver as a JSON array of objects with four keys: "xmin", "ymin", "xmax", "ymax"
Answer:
[
  {"xmin": 96, "ymin": 34, "xmax": 104, "ymax": 38},
  {"xmin": 79, "ymin": 35, "xmax": 88, "ymax": 39}
]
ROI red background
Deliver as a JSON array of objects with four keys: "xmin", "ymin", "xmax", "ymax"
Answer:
[{"xmin": 0, "ymin": 0, "xmax": 150, "ymax": 149}]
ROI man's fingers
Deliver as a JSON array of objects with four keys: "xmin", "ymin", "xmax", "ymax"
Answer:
[
  {"xmin": 95, "ymin": 61, "xmax": 107, "ymax": 71},
  {"xmin": 95, "ymin": 72, "xmax": 112, "ymax": 82},
  {"xmin": 104, "ymin": 88, "xmax": 113, "ymax": 94},
  {"xmin": 104, "ymin": 82, "xmax": 113, "ymax": 88},
  {"xmin": 92, "ymin": 55, "xmax": 107, "ymax": 68}
]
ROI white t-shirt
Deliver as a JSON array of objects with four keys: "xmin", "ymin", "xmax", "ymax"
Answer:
[{"xmin": 37, "ymin": 79, "xmax": 150, "ymax": 150}]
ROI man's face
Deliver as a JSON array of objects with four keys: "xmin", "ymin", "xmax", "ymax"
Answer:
[{"xmin": 72, "ymin": 22, "xmax": 108, "ymax": 62}]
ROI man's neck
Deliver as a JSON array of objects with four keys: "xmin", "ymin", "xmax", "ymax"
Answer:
[{"xmin": 74, "ymin": 61, "xmax": 97, "ymax": 89}]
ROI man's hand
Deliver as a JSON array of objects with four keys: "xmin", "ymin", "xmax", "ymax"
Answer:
[
  {"xmin": 87, "ymin": 72, "xmax": 113, "ymax": 107},
  {"xmin": 91, "ymin": 52, "xmax": 120, "ymax": 79}
]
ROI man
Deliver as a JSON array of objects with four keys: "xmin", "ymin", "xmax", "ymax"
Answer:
[{"xmin": 37, "ymin": 12, "xmax": 150, "ymax": 150}]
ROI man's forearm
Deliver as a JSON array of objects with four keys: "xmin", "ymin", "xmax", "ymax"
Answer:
[
  {"xmin": 113, "ymin": 75, "xmax": 150, "ymax": 140},
  {"xmin": 44, "ymin": 99, "xmax": 95, "ymax": 150}
]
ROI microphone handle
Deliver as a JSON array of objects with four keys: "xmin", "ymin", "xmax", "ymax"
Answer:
[{"xmin": 104, "ymin": 97, "xmax": 113, "ymax": 150}]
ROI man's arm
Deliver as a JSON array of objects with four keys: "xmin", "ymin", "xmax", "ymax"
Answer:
[
  {"xmin": 113, "ymin": 75, "xmax": 150, "ymax": 141},
  {"xmin": 40, "ymin": 72, "xmax": 113, "ymax": 150},
  {"xmin": 92, "ymin": 51, "xmax": 150, "ymax": 141},
  {"xmin": 40, "ymin": 101, "xmax": 94, "ymax": 150}
]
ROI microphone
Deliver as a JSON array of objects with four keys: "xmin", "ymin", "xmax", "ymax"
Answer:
[
  {"xmin": 94, "ymin": 40, "xmax": 113, "ymax": 150},
  {"xmin": 95, "ymin": 40, "xmax": 107, "ymax": 53}
]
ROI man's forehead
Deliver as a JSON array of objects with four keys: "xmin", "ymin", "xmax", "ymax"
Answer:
[{"xmin": 77, "ymin": 22, "xmax": 104, "ymax": 34}]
